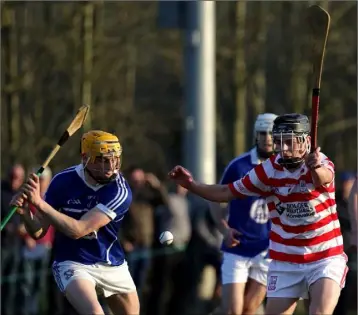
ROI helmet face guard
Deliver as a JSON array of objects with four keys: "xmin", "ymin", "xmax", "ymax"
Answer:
[
  {"xmin": 273, "ymin": 131, "xmax": 310, "ymax": 168},
  {"xmin": 272, "ymin": 114, "xmax": 311, "ymax": 169},
  {"xmin": 84, "ymin": 153, "xmax": 121, "ymax": 183},
  {"xmin": 81, "ymin": 131, "xmax": 122, "ymax": 184}
]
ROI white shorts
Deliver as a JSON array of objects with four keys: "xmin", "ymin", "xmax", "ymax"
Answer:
[
  {"xmin": 52, "ymin": 260, "xmax": 136, "ymax": 298},
  {"xmin": 266, "ymin": 254, "xmax": 348, "ymax": 299},
  {"xmin": 221, "ymin": 251, "xmax": 271, "ymax": 286}
]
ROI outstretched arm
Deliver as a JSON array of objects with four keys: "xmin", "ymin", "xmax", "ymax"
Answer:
[
  {"xmin": 169, "ymin": 164, "xmax": 271, "ymax": 203},
  {"xmin": 187, "ymin": 181, "xmax": 235, "ymax": 202},
  {"xmin": 168, "ymin": 165, "xmax": 249, "ymax": 202}
]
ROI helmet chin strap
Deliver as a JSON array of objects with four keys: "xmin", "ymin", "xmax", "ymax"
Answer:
[
  {"xmin": 85, "ymin": 168, "xmax": 117, "ymax": 185},
  {"xmin": 277, "ymin": 156, "xmax": 305, "ymax": 169},
  {"xmin": 278, "ymin": 149, "xmax": 308, "ymax": 170},
  {"xmin": 82, "ymin": 156, "xmax": 118, "ymax": 185},
  {"xmin": 275, "ymin": 134, "xmax": 310, "ymax": 170}
]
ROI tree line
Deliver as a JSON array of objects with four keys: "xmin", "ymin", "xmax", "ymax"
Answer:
[{"xmin": 1, "ymin": 1, "xmax": 356, "ymax": 179}]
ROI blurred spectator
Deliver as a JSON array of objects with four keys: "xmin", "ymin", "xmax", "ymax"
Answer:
[
  {"xmin": 120, "ymin": 167, "xmax": 169, "ymax": 298},
  {"xmin": 336, "ymin": 172, "xmax": 356, "ymax": 243},
  {"xmin": 182, "ymin": 194, "xmax": 223, "ymax": 315},
  {"xmin": 1, "ymin": 163, "xmax": 25, "ymax": 315},
  {"xmin": 146, "ymin": 184, "xmax": 191, "ymax": 315},
  {"xmin": 1, "ymin": 163, "xmax": 25, "ymax": 247},
  {"xmin": 348, "ymin": 177, "xmax": 357, "ymax": 251},
  {"xmin": 17, "ymin": 167, "xmax": 55, "ymax": 315},
  {"xmin": 343, "ymin": 177, "xmax": 357, "ymax": 313},
  {"xmin": 333, "ymin": 172, "xmax": 357, "ymax": 315}
]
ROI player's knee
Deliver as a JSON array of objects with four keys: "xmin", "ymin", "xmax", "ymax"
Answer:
[
  {"xmin": 309, "ymin": 301, "xmax": 338, "ymax": 315},
  {"xmin": 309, "ymin": 292, "xmax": 339, "ymax": 314},
  {"xmin": 309, "ymin": 278, "xmax": 341, "ymax": 315},
  {"xmin": 91, "ymin": 305, "xmax": 105, "ymax": 314},
  {"xmin": 126, "ymin": 291, "xmax": 140, "ymax": 313},
  {"xmin": 107, "ymin": 291, "xmax": 140, "ymax": 315},
  {"xmin": 229, "ymin": 303, "xmax": 243, "ymax": 315},
  {"xmin": 221, "ymin": 281, "xmax": 248, "ymax": 315},
  {"xmin": 128, "ymin": 297, "xmax": 140, "ymax": 314},
  {"xmin": 242, "ymin": 300, "xmax": 262, "ymax": 315},
  {"xmin": 308, "ymin": 307, "xmax": 329, "ymax": 315},
  {"xmin": 243, "ymin": 288, "xmax": 265, "ymax": 313},
  {"xmin": 242, "ymin": 305, "xmax": 255, "ymax": 314}
]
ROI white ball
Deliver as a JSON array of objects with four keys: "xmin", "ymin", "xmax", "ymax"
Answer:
[{"xmin": 159, "ymin": 231, "xmax": 174, "ymax": 245}]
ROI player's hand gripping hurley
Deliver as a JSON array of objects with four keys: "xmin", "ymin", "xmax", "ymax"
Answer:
[
  {"xmin": 306, "ymin": 5, "xmax": 331, "ymax": 152},
  {"xmin": 1, "ymin": 105, "xmax": 90, "ymax": 231}
]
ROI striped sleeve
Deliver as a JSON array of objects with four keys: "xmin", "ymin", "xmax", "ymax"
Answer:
[
  {"xmin": 320, "ymin": 153, "xmax": 335, "ymax": 185},
  {"xmin": 96, "ymin": 177, "xmax": 132, "ymax": 220},
  {"xmin": 228, "ymin": 162, "xmax": 272, "ymax": 198},
  {"xmin": 321, "ymin": 153, "xmax": 335, "ymax": 173}
]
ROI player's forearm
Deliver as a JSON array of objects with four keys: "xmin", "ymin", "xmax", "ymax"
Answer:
[
  {"xmin": 20, "ymin": 211, "xmax": 45, "ymax": 240},
  {"xmin": 37, "ymin": 200, "xmax": 83, "ymax": 239},
  {"xmin": 310, "ymin": 166, "xmax": 333, "ymax": 187},
  {"xmin": 188, "ymin": 182, "xmax": 233, "ymax": 202}
]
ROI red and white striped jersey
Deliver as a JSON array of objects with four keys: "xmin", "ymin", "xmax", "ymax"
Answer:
[{"xmin": 228, "ymin": 152, "xmax": 343, "ymax": 264}]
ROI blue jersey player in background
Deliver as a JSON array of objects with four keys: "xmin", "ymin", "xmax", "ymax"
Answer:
[
  {"xmin": 11, "ymin": 130, "xmax": 139, "ymax": 315},
  {"xmin": 210, "ymin": 113, "xmax": 277, "ymax": 315}
]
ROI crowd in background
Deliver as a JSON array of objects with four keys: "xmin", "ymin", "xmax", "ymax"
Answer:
[{"xmin": 1, "ymin": 163, "xmax": 357, "ymax": 315}]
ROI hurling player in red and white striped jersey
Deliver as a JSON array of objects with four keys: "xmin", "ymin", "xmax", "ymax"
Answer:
[{"xmin": 169, "ymin": 113, "xmax": 348, "ymax": 315}]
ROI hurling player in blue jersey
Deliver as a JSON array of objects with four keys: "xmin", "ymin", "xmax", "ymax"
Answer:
[
  {"xmin": 10, "ymin": 130, "xmax": 139, "ymax": 315},
  {"xmin": 210, "ymin": 113, "xmax": 277, "ymax": 315}
]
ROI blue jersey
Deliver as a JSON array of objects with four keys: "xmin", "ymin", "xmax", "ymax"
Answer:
[
  {"xmin": 44, "ymin": 164, "xmax": 132, "ymax": 266},
  {"xmin": 220, "ymin": 148, "xmax": 270, "ymax": 257}
]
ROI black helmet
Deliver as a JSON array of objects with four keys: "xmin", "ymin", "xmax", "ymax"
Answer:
[
  {"xmin": 272, "ymin": 114, "xmax": 311, "ymax": 169},
  {"xmin": 272, "ymin": 114, "xmax": 310, "ymax": 135}
]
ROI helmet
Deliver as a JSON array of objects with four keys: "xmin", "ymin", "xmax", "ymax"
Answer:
[
  {"xmin": 272, "ymin": 113, "xmax": 310, "ymax": 168},
  {"xmin": 254, "ymin": 113, "xmax": 278, "ymax": 159},
  {"xmin": 81, "ymin": 130, "xmax": 122, "ymax": 183},
  {"xmin": 81, "ymin": 130, "xmax": 122, "ymax": 161},
  {"xmin": 272, "ymin": 113, "xmax": 310, "ymax": 135},
  {"xmin": 254, "ymin": 113, "xmax": 278, "ymax": 134}
]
